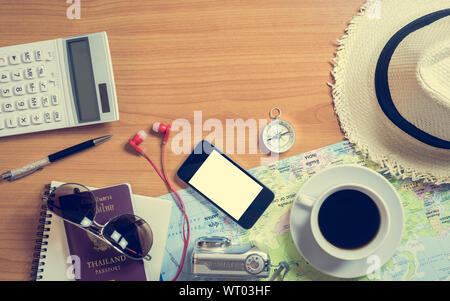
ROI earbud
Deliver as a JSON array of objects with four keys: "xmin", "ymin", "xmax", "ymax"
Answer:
[
  {"xmin": 129, "ymin": 123, "xmax": 171, "ymax": 154},
  {"xmin": 152, "ymin": 122, "xmax": 171, "ymax": 144},
  {"xmin": 152, "ymin": 122, "xmax": 169, "ymax": 134},
  {"xmin": 128, "ymin": 130, "xmax": 147, "ymax": 154}
]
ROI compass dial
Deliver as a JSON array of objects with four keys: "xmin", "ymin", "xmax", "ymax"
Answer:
[{"xmin": 262, "ymin": 119, "xmax": 296, "ymax": 153}]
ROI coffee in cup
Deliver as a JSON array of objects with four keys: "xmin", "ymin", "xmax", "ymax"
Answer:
[
  {"xmin": 295, "ymin": 183, "xmax": 390, "ymax": 261},
  {"xmin": 318, "ymin": 189, "xmax": 381, "ymax": 250}
]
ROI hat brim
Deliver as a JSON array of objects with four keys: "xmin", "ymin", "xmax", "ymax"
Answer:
[
  {"xmin": 375, "ymin": 9, "xmax": 450, "ymax": 149},
  {"xmin": 331, "ymin": 0, "xmax": 450, "ymax": 184}
]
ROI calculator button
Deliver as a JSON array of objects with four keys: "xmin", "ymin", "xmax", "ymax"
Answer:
[
  {"xmin": 0, "ymin": 119, "xmax": 4, "ymax": 129},
  {"xmin": 18, "ymin": 115, "xmax": 30, "ymax": 126},
  {"xmin": 11, "ymin": 69, "xmax": 23, "ymax": 81},
  {"xmin": 43, "ymin": 112, "xmax": 52, "ymax": 123},
  {"xmin": 2, "ymin": 101, "xmax": 14, "ymax": 112},
  {"xmin": 39, "ymin": 81, "xmax": 48, "ymax": 92},
  {"xmin": 41, "ymin": 95, "xmax": 50, "ymax": 107},
  {"xmin": 53, "ymin": 110, "xmax": 62, "ymax": 122},
  {"xmin": 25, "ymin": 67, "xmax": 35, "ymax": 79},
  {"xmin": 26, "ymin": 81, "xmax": 38, "ymax": 94},
  {"xmin": 29, "ymin": 97, "xmax": 40, "ymax": 109},
  {"xmin": 35, "ymin": 50, "xmax": 43, "ymax": 61},
  {"xmin": 31, "ymin": 113, "xmax": 43, "ymax": 124},
  {"xmin": 15, "ymin": 99, "xmax": 27, "ymax": 110},
  {"xmin": 0, "ymin": 71, "xmax": 10, "ymax": 83},
  {"xmin": 37, "ymin": 65, "xmax": 46, "ymax": 78},
  {"xmin": 22, "ymin": 51, "xmax": 33, "ymax": 63},
  {"xmin": 13, "ymin": 84, "xmax": 25, "ymax": 96},
  {"xmin": 0, "ymin": 57, "xmax": 7, "ymax": 67},
  {"xmin": 48, "ymin": 73, "xmax": 56, "ymax": 83},
  {"xmin": 1, "ymin": 86, "xmax": 12, "ymax": 97},
  {"xmin": 5, "ymin": 117, "xmax": 17, "ymax": 128},
  {"xmin": 45, "ymin": 51, "xmax": 54, "ymax": 61},
  {"xmin": 9, "ymin": 54, "xmax": 20, "ymax": 65},
  {"xmin": 50, "ymin": 95, "xmax": 58, "ymax": 106}
]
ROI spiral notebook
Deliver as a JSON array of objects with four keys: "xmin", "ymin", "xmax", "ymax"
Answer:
[{"xmin": 31, "ymin": 181, "xmax": 172, "ymax": 281}]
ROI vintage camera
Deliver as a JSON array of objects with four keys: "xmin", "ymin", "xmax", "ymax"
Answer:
[{"xmin": 191, "ymin": 236, "xmax": 271, "ymax": 279}]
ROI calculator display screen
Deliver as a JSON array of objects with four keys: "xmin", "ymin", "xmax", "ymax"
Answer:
[{"xmin": 67, "ymin": 38, "xmax": 101, "ymax": 123}]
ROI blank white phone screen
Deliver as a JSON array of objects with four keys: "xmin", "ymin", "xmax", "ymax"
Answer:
[{"xmin": 188, "ymin": 150, "xmax": 263, "ymax": 220}]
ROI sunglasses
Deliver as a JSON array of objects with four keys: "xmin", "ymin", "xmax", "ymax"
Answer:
[{"xmin": 42, "ymin": 183, "xmax": 153, "ymax": 261}]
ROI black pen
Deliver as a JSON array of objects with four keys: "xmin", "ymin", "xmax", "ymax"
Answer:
[{"xmin": 1, "ymin": 135, "xmax": 112, "ymax": 181}]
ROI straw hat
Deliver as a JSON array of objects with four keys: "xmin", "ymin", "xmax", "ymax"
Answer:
[{"xmin": 331, "ymin": 0, "xmax": 450, "ymax": 184}]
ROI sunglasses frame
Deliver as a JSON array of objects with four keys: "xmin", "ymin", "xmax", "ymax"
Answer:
[{"xmin": 42, "ymin": 183, "xmax": 152, "ymax": 261}]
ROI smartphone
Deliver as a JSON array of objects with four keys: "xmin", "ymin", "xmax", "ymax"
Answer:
[{"xmin": 177, "ymin": 140, "xmax": 274, "ymax": 229}]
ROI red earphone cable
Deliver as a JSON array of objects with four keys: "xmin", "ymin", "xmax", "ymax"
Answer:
[
  {"xmin": 161, "ymin": 143, "xmax": 190, "ymax": 280},
  {"xmin": 141, "ymin": 147, "xmax": 190, "ymax": 281}
]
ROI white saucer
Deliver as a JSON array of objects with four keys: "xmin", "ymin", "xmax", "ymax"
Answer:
[{"xmin": 289, "ymin": 164, "xmax": 404, "ymax": 279}]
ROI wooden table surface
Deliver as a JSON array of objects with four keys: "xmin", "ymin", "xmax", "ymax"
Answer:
[{"xmin": 0, "ymin": 0, "xmax": 363, "ymax": 280}]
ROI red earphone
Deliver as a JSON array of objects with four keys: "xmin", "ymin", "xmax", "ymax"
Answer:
[
  {"xmin": 128, "ymin": 123, "xmax": 190, "ymax": 282},
  {"xmin": 129, "ymin": 122, "xmax": 171, "ymax": 153},
  {"xmin": 128, "ymin": 130, "xmax": 147, "ymax": 154},
  {"xmin": 152, "ymin": 122, "xmax": 171, "ymax": 144}
]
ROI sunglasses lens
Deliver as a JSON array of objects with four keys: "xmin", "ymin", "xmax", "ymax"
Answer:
[
  {"xmin": 46, "ymin": 183, "xmax": 96, "ymax": 227},
  {"xmin": 103, "ymin": 214, "xmax": 153, "ymax": 260}
]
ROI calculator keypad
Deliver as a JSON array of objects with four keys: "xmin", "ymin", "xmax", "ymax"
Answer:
[{"xmin": 0, "ymin": 43, "xmax": 64, "ymax": 137}]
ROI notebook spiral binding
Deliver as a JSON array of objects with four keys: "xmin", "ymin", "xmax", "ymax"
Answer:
[{"xmin": 30, "ymin": 185, "xmax": 53, "ymax": 281}]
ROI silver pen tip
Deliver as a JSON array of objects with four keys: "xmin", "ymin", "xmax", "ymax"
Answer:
[{"xmin": 93, "ymin": 135, "xmax": 113, "ymax": 145}]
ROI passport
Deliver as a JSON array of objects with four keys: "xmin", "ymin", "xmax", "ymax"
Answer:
[{"xmin": 63, "ymin": 184, "xmax": 147, "ymax": 281}]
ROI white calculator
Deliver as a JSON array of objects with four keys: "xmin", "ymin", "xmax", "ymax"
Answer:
[{"xmin": 0, "ymin": 32, "xmax": 119, "ymax": 138}]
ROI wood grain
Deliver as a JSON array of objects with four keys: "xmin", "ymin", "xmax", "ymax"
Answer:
[{"xmin": 0, "ymin": 0, "xmax": 363, "ymax": 280}]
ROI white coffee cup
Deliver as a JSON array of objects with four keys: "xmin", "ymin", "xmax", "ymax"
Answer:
[{"xmin": 295, "ymin": 183, "xmax": 390, "ymax": 261}]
